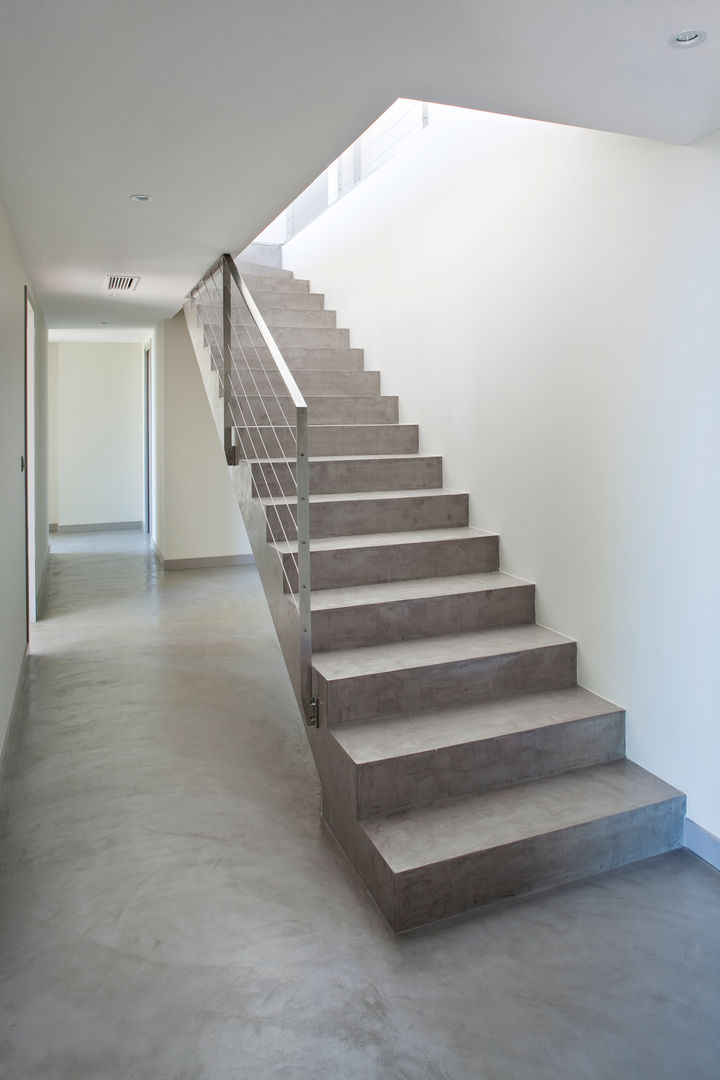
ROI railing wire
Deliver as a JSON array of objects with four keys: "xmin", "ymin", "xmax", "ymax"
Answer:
[{"xmin": 189, "ymin": 255, "xmax": 315, "ymax": 724}]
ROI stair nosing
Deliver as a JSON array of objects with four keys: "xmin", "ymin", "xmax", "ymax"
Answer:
[{"xmin": 254, "ymin": 453, "xmax": 439, "ymax": 465}]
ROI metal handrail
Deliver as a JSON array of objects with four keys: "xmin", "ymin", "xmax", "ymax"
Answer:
[{"xmin": 189, "ymin": 254, "xmax": 315, "ymax": 726}]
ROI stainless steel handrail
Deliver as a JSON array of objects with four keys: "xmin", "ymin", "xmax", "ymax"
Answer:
[{"xmin": 189, "ymin": 254, "xmax": 315, "ymax": 726}]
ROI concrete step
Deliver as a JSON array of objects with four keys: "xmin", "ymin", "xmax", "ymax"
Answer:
[
  {"xmin": 333, "ymin": 687, "xmax": 625, "ymax": 816},
  {"xmin": 280, "ymin": 346, "xmax": 364, "ymax": 370},
  {"xmin": 209, "ymin": 343, "xmax": 365, "ymax": 371},
  {"xmin": 260, "ymin": 325, "xmax": 349, "ymax": 349},
  {"xmin": 252, "ymin": 291, "xmax": 325, "ymax": 312},
  {"xmin": 232, "ymin": 394, "xmax": 398, "ymax": 427},
  {"xmin": 200, "ymin": 304, "xmax": 337, "ymax": 329},
  {"xmin": 274, "ymin": 526, "xmax": 499, "ymax": 593},
  {"xmin": 362, "ymin": 760, "xmax": 685, "ymax": 931},
  {"xmin": 262, "ymin": 488, "xmax": 469, "ymax": 541},
  {"xmin": 235, "ymin": 261, "xmax": 293, "ymax": 279},
  {"xmin": 236, "ymin": 423, "xmax": 419, "ymax": 459},
  {"xmin": 252, "ymin": 453, "xmax": 441, "ymax": 497},
  {"xmin": 203, "ymin": 318, "xmax": 350, "ymax": 350},
  {"xmin": 310, "ymin": 571, "xmax": 535, "ymax": 651},
  {"xmin": 233, "ymin": 273, "xmax": 310, "ymax": 293},
  {"xmin": 230, "ymin": 369, "xmax": 380, "ymax": 398},
  {"xmin": 312, "ymin": 624, "xmax": 577, "ymax": 726},
  {"xmin": 261, "ymin": 308, "xmax": 338, "ymax": 329}
]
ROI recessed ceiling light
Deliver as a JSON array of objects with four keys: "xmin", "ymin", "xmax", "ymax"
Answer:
[
  {"xmin": 130, "ymin": 193, "xmax": 152, "ymax": 202},
  {"xmin": 668, "ymin": 29, "xmax": 707, "ymax": 48}
]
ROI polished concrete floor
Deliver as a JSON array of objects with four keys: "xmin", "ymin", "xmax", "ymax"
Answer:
[{"xmin": 1, "ymin": 530, "xmax": 719, "ymax": 1080}]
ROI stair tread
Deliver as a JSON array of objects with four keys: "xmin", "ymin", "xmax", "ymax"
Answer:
[
  {"xmin": 334, "ymin": 686, "xmax": 621, "ymax": 764},
  {"xmin": 261, "ymin": 308, "xmax": 339, "ymax": 319},
  {"xmin": 364, "ymin": 760, "xmax": 684, "ymax": 874},
  {"xmin": 260, "ymin": 487, "xmax": 463, "ymax": 508},
  {"xmin": 240, "ymin": 421, "xmax": 398, "ymax": 429},
  {"xmin": 232, "ymin": 395, "xmax": 393, "ymax": 403},
  {"xmin": 233, "ymin": 374, "xmax": 380, "ymax": 385},
  {"xmin": 252, "ymin": 291, "xmax": 324, "ymax": 300},
  {"xmin": 256, "ymin": 453, "xmax": 432, "ymax": 465},
  {"xmin": 313, "ymin": 623, "xmax": 573, "ymax": 681},
  {"xmin": 273, "ymin": 525, "xmax": 494, "ymax": 556},
  {"xmin": 310, "ymin": 570, "xmax": 528, "ymax": 610}
]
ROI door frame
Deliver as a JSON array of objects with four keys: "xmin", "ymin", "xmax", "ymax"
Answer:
[
  {"xmin": 143, "ymin": 343, "xmax": 152, "ymax": 534},
  {"xmin": 24, "ymin": 286, "xmax": 36, "ymax": 638}
]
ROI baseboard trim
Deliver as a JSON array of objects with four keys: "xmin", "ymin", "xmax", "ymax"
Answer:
[
  {"xmin": 0, "ymin": 648, "xmax": 28, "ymax": 784},
  {"xmin": 49, "ymin": 523, "xmax": 57, "ymax": 533},
  {"xmin": 152, "ymin": 545, "xmax": 255, "ymax": 570},
  {"xmin": 56, "ymin": 521, "xmax": 143, "ymax": 533},
  {"xmin": 684, "ymin": 819, "xmax": 720, "ymax": 872}
]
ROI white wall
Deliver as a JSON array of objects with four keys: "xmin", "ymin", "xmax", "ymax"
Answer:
[
  {"xmin": 151, "ymin": 311, "xmax": 250, "ymax": 564},
  {"xmin": 284, "ymin": 109, "xmax": 720, "ymax": 841},
  {"xmin": 0, "ymin": 195, "xmax": 49, "ymax": 755},
  {"xmin": 52, "ymin": 342, "xmax": 143, "ymax": 527}
]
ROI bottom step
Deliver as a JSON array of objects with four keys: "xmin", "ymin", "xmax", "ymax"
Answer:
[{"xmin": 362, "ymin": 760, "xmax": 685, "ymax": 931}]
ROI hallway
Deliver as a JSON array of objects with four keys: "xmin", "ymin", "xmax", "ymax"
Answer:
[{"xmin": 0, "ymin": 532, "xmax": 718, "ymax": 1079}]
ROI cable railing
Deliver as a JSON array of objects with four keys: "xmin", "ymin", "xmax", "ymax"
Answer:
[{"xmin": 189, "ymin": 254, "xmax": 316, "ymax": 726}]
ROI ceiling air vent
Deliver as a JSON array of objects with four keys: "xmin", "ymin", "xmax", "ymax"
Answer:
[{"xmin": 105, "ymin": 274, "xmax": 140, "ymax": 293}]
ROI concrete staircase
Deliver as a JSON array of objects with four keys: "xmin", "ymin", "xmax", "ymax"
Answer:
[{"xmin": 187, "ymin": 258, "xmax": 685, "ymax": 932}]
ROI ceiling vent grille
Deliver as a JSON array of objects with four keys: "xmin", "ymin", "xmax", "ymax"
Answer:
[{"xmin": 105, "ymin": 274, "xmax": 140, "ymax": 293}]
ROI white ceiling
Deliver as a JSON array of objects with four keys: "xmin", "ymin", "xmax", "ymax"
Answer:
[{"xmin": 1, "ymin": 0, "xmax": 718, "ymax": 330}]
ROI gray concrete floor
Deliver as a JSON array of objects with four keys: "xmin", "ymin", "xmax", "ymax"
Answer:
[{"xmin": 1, "ymin": 530, "xmax": 719, "ymax": 1080}]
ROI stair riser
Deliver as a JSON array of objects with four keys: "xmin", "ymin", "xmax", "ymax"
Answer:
[
  {"xmin": 201, "ymin": 307, "xmax": 337, "ymax": 329},
  {"xmin": 282, "ymin": 534, "xmax": 499, "ymax": 593},
  {"xmin": 317, "ymin": 642, "xmax": 578, "ymax": 726},
  {"xmin": 235, "ymin": 397, "xmax": 398, "ymax": 427},
  {"xmin": 236, "ymin": 425, "xmax": 419, "ymax": 459},
  {"xmin": 312, "ymin": 583, "xmax": 535, "ymax": 652},
  {"xmin": 222, "ymin": 275, "xmax": 310, "ymax": 294},
  {"xmin": 255, "ymin": 455, "xmax": 441, "ymax": 498},
  {"xmin": 354, "ymin": 711, "xmax": 625, "ymax": 817},
  {"xmin": 260, "ymin": 309, "xmax": 338, "ymax": 329},
  {"xmin": 230, "ymin": 370, "xmax": 380, "ymax": 397},
  {"xmin": 253, "ymin": 292, "xmax": 324, "ymax": 311},
  {"xmin": 209, "ymin": 343, "xmax": 364, "ymax": 371},
  {"xmin": 236, "ymin": 262, "xmax": 292, "ymax": 279},
  {"xmin": 203, "ymin": 320, "xmax": 349, "ymax": 349},
  {"xmin": 389, "ymin": 797, "xmax": 685, "ymax": 931},
  {"xmin": 266, "ymin": 492, "xmax": 469, "ymax": 541}
]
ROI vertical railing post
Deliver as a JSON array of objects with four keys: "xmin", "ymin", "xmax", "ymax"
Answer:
[
  {"xmin": 222, "ymin": 254, "xmax": 236, "ymax": 466},
  {"xmin": 296, "ymin": 405, "xmax": 315, "ymax": 725}
]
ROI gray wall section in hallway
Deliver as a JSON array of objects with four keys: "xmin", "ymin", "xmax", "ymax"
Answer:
[{"xmin": 0, "ymin": 530, "xmax": 718, "ymax": 1080}]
